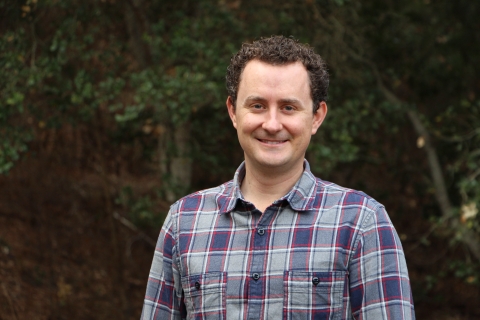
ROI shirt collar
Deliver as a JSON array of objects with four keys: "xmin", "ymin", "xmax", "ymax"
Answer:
[{"xmin": 218, "ymin": 160, "xmax": 319, "ymax": 214}]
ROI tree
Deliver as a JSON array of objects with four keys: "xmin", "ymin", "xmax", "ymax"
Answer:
[{"xmin": 1, "ymin": 0, "xmax": 479, "ymax": 317}]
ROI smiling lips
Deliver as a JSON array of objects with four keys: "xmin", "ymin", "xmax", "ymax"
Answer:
[{"xmin": 257, "ymin": 138, "xmax": 288, "ymax": 145}]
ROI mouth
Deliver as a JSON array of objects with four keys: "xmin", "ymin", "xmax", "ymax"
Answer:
[{"xmin": 257, "ymin": 139, "xmax": 287, "ymax": 145}]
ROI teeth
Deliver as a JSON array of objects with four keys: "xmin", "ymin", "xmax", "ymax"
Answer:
[{"xmin": 260, "ymin": 140, "xmax": 284, "ymax": 144}]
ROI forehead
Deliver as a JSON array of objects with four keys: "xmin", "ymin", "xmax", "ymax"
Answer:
[{"xmin": 237, "ymin": 60, "xmax": 311, "ymax": 100}]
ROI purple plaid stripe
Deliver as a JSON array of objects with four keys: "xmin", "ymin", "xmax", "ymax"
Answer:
[{"xmin": 141, "ymin": 161, "xmax": 415, "ymax": 320}]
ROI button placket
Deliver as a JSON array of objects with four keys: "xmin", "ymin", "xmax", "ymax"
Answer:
[{"xmin": 246, "ymin": 210, "xmax": 272, "ymax": 320}]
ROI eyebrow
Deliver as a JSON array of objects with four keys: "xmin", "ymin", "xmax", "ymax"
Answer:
[
  {"xmin": 243, "ymin": 96, "xmax": 302, "ymax": 105},
  {"xmin": 244, "ymin": 96, "xmax": 267, "ymax": 104},
  {"xmin": 278, "ymin": 98, "xmax": 302, "ymax": 105}
]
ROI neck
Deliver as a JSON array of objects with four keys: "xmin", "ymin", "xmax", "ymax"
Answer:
[{"xmin": 240, "ymin": 161, "xmax": 304, "ymax": 212}]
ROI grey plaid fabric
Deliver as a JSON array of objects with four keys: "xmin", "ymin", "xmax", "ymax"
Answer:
[{"xmin": 141, "ymin": 161, "xmax": 415, "ymax": 320}]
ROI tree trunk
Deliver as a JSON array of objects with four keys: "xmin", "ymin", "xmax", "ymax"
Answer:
[{"xmin": 158, "ymin": 122, "xmax": 192, "ymax": 203}]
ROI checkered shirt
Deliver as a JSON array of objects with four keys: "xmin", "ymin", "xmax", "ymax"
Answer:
[{"xmin": 141, "ymin": 161, "xmax": 415, "ymax": 320}]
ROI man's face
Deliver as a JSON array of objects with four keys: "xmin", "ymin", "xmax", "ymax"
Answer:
[{"xmin": 227, "ymin": 59, "xmax": 327, "ymax": 173}]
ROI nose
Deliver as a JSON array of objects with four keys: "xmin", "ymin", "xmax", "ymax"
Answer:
[{"xmin": 262, "ymin": 109, "xmax": 283, "ymax": 133}]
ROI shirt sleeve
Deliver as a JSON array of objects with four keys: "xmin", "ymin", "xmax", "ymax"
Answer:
[
  {"xmin": 141, "ymin": 210, "xmax": 184, "ymax": 320},
  {"xmin": 349, "ymin": 205, "xmax": 415, "ymax": 320}
]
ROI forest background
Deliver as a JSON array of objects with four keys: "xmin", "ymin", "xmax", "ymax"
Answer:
[{"xmin": 1, "ymin": 0, "xmax": 480, "ymax": 319}]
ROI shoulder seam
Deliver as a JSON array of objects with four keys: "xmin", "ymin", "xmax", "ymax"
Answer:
[{"xmin": 349, "ymin": 202, "xmax": 384, "ymax": 264}]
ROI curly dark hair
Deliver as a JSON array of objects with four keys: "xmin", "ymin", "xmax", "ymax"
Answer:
[{"xmin": 226, "ymin": 35, "xmax": 329, "ymax": 113}]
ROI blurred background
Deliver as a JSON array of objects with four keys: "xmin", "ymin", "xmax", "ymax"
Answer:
[{"xmin": 1, "ymin": 0, "xmax": 479, "ymax": 319}]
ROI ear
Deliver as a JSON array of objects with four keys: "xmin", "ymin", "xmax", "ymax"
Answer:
[
  {"xmin": 311, "ymin": 101, "xmax": 328, "ymax": 135},
  {"xmin": 226, "ymin": 96, "xmax": 237, "ymax": 129}
]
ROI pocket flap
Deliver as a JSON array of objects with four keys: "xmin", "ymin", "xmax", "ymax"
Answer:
[
  {"xmin": 285, "ymin": 271, "xmax": 346, "ymax": 293},
  {"xmin": 182, "ymin": 272, "xmax": 226, "ymax": 297}
]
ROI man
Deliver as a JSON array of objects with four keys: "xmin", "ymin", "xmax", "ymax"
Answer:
[{"xmin": 141, "ymin": 36, "xmax": 415, "ymax": 320}]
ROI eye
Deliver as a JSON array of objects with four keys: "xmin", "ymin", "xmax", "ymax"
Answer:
[
  {"xmin": 252, "ymin": 104, "xmax": 264, "ymax": 110},
  {"xmin": 283, "ymin": 105, "xmax": 295, "ymax": 111}
]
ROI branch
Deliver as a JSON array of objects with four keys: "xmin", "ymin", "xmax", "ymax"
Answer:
[
  {"xmin": 113, "ymin": 211, "xmax": 156, "ymax": 247},
  {"xmin": 328, "ymin": 21, "xmax": 480, "ymax": 259},
  {"xmin": 434, "ymin": 127, "xmax": 480, "ymax": 142},
  {"xmin": 405, "ymin": 109, "xmax": 453, "ymax": 217},
  {"xmin": 360, "ymin": 56, "xmax": 480, "ymax": 261}
]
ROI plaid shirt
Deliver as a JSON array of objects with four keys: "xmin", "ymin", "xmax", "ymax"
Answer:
[{"xmin": 141, "ymin": 161, "xmax": 415, "ymax": 320}]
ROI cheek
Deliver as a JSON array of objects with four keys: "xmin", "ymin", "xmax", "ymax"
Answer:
[
  {"xmin": 288, "ymin": 122, "xmax": 311, "ymax": 136},
  {"xmin": 238, "ymin": 118, "xmax": 259, "ymax": 133}
]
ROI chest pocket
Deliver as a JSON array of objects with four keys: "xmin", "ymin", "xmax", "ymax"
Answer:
[
  {"xmin": 284, "ymin": 271, "xmax": 346, "ymax": 320},
  {"xmin": 181, "ymin": 272, "xmax": 226, "ymax": 320}
]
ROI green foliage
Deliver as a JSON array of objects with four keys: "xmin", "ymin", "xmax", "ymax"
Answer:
[
  {"xmin": 0, "ymin": 31, "xmax": 32, "ymax": 173},
  {"xmin": 449, "ymin": 260, "xmax": 480, "ymax": 285},
  {"xmin": 115, "ymin": 186, "xmax": 164, "ymax": 229},
  {"xmin": 1, "ymin": 1, "xmax": 480, "ymax": 317},
  {"xmin": 1, "ymin": 0, "xmax": 479, "ymax": 258}
]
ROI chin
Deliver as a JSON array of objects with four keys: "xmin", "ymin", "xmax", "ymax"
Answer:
[{"xmin": 256, "ymin": 158, "xmax": 290, "ymax": 168}]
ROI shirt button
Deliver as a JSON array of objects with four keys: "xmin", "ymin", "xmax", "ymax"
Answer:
[
  {"xmin": 257, "ymin": 228, "xmax": 265, "ymax": 235},
  {"xmin": 312, "ymin": 277, "xmax": 320, "ymax": 286},
  {"xmin": 252, "ymin": 273, "xmax": 260, "ymax": 281},
  {"xmin": 195, "ymin": 281, "xmax": 201, "ymax": 290}
]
